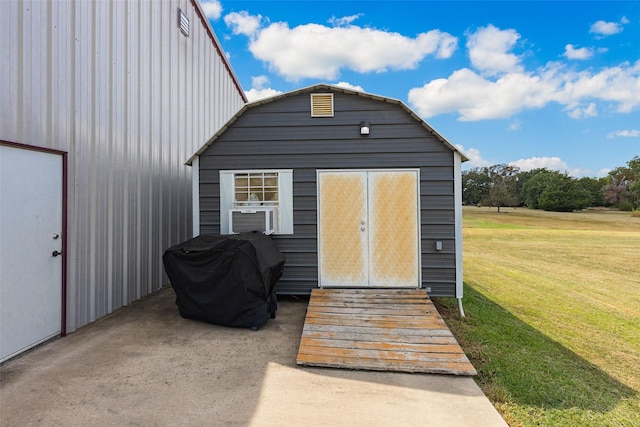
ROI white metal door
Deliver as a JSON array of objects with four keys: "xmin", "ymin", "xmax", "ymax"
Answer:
[
  {"xmin": 318, "ymin": 170, "xmax": 420, "ymax": 288},
  {"xmin": 1, "ymin": 145, "xmax": 63, "ymax": 362},
  {"xmin": 318, "ymin": 171, "xmax": 369, "ymax": 286}
]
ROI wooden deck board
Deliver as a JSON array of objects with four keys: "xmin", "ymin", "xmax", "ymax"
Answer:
[{"xmin": 296, "ymin": 289, "xmax": 477, "ymax": 375}]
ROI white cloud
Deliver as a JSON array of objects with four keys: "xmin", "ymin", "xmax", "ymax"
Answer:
[
  {"xmin": 596, "ymin": 168, "xmax": 611, "ymax": 178},
  {"xmin": 251, "ymin": 75, "xmax": 270, "ymax": 89},
  {"xmin": 244, "ymin": 75, "xmax": 282, "ymax": 102},
  {"xmin": 334, "ymin": 82, "xmax": 365, "ymax": 92},
  {"xmin": 590, "ymin": 19, "xmax": 624, "ymax": 36},
  {"xmin": 245, "ymin": 87, "xmax": 282, "ymax": 102},
  {"xmin": 329, "ymin": 14, "xmax": 362, "ymax": 27},
  {"xmin": 506, "ymin": 120, "xmax": 521, "ymax": 131},
  {"xmin": 224, "ymin": 11, "xmax": 263, "ymax": 37},
  {"xmin": 466, "ymin": 25, "xmax": 523, "ymax": 76},
  {"xmin": 200, "ymin": 0, "xmax": 222, "ymax": 20},
  {"xmin": 566, "ymin": 102, "xmax": 598, "ymax": 119},
  {"xmin": 509, "ymin": 157, "xmax": 590, "ymax": 178},
  {"xmin": 406, "ymin": 25, "xmax": 640, "ymax": 122},
  {"xmin": 225, "ymin": 13, "xmax": 457, "ymax": 81},
  {"xmin": 607, "ymin": 129, "xmax": 640, "ymax": 138},
  {"xmin": 408, "ymin": 67, "xmax": 556, "ymax": 120},
  {"xmin": 556, "ymin": 60, "xmax": 640, "ymax": 114},
  {"xmin": 564, "ymin": 44, "xmax": 593, "ymax": 60},
  {"xmin": 455, "ymin": 144, "xmax": 491, "ymax": 168},
  {"xmin": 510, "ymin": 157, "xmax": 570, "ymax": 173},
  {"xmin": 408, "ymin": 55, "xmax": 640, "ymax": 121},
  {"xmin": 456, "ymin": 149, "xmax": 595, "ymax": 178}
]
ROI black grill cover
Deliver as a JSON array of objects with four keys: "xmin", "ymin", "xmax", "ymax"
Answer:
[{"xmin": 162, "ymin": 233, "xmax": 285, "ymax": 330}]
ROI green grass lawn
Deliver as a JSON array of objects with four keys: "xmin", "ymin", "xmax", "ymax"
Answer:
[{"xmin": 434, "ymin": 207, "xmax": 640, "ymax": 427}]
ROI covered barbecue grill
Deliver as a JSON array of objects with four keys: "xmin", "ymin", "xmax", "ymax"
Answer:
[{"xmin": 162, "ymin": 232, "xmax": 284, "ymax": 330}]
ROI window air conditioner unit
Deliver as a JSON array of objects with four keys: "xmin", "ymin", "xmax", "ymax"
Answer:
[{"xmin": 229, "ymin": 207, "xmax": 276, "ymax": 235}]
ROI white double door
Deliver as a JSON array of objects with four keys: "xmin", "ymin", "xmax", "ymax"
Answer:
[
  {"xmin": 1, "ymin": 145, "xmax": 63, "ymax": 362},
  {"xmin": 317, "ymin": 170, "xmax": 420, "ymax": 288}
]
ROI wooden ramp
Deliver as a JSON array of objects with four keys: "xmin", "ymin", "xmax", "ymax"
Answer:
[{"xmin": 296, "ymin": 289, "xmax": 477, "ymax": 375}]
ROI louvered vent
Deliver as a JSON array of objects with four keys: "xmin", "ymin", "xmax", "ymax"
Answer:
[
  {"xmin": 178, "ymin": 9, "xmax": 189, "ymax": 37},
  {"xmin": 311, "ymin": 93, "xmax": 334, "ymax": 117}
]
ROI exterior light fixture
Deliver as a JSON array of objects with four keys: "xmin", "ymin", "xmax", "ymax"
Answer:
[{"xmin": 360, "ymin": 121, "xmax": 370, "ymax": 135}]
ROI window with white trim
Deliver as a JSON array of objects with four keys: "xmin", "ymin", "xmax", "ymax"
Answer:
[
  {"xmin": 220, "ymin": 170, "xmax": 293, "ymax": 235},
  {"xmin": 234, "ymin": 172, "xmax": 279, "ymax": 207}
]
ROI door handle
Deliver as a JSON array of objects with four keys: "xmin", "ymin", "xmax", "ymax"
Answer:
[{"xmin": 52, "ymin": 250, "xmax": 62, "ymax": 257}]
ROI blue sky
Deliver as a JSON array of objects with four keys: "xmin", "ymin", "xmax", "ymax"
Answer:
[{"xmin": 200, "ymin": 1, "xmax": 640, "ymax": 177}]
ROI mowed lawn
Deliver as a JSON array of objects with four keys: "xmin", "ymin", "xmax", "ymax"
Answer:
[{"xmin": 435, "ymin": 207, "xmax": 640, "ymax": 427}]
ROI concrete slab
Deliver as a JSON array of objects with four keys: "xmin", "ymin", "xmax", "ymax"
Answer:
[{"xmin": 0, "ymin": 287, "xmax": 507, "ymax": 427}]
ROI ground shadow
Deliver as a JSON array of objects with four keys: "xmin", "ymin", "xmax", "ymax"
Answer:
[{"xmin": 433, "ymin": 285, "xmax": 637, "ymax": 413}]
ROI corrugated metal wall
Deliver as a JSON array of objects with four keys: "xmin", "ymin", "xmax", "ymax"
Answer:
[
  {"xmin": 0, "ymin": 0, "xmax": 246, "ymax": 331},
  {"xmin": 198, "ymin": 89, "xmax": 460, "ymax": 297}
]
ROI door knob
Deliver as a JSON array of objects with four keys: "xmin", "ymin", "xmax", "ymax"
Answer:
[
  {"xmin": 52, "ymin": 250, "xmax": 62, "ymax": 257},
  {"xmin": 361, "ymin": 227, "xmax": 366, "ymax": 232}
]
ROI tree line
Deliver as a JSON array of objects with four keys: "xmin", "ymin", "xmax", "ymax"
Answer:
[{"xmin": 462, "ymin": 155, "xmax": 640, "ymax": 212}]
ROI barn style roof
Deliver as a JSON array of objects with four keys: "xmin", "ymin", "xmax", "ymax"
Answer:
[{"xmin": 186, "ymin": 84, "xmax": 469, "ymax": 165}]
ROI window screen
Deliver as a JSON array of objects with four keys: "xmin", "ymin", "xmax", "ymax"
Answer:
[{"xmin": 234, "ymin": 172, "xmax": 279, "ymax": 207}]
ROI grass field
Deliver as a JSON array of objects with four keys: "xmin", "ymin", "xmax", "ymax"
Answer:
[{"xmin": 435, "ymin": 207, "xmax": 640, "ymax": 427}]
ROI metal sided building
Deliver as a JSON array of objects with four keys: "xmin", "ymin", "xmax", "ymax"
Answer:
[
  {"xmin": 189, "ymin": 85, "xmax": 468, "ymax": 308},
  {"xmin": 0, "ymin": 0, "xmax": 246, "ymax": 362}
]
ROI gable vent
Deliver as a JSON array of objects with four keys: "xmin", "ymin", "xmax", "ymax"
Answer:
[
  {"xmin": 178, "ymin": 9, "xmax": 190, "ymax": 37},
  {"xmin": 311, "ymin": 93, "xmax": 334, "ymax": 117}
]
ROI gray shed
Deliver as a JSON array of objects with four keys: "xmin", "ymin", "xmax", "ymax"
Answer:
[{"xmin": 188, "ymin": 85, "xmax": 468, "ymax": 309}]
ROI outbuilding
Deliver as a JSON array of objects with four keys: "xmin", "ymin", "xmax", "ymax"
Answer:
[
  {"xmin": 188, "ymin": 85, "xmax": 469, "ymax": 311},
  {"xmin": 1, "ymin": 0, "xmax": 246, "ymax": 362}
]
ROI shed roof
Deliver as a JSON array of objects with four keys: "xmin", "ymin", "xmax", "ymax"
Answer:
[{"xmin": 186, "ymin": 84, "xmax": 468, "ymax": 165}]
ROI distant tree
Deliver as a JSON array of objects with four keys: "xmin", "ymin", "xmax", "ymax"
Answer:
[
  {"xmin": 627, "ymin": 156, "xmax": 640, "ymax": 209},
  {"xmin": 538, "ymin": 173, "xmax": 591, "ymax": 211},
  {"xmin": 629, "ymin": 180, "xmax": 640, "ymax": 210},
  {"xmin": 603, "ymin": 175, "xmax": 631, "ymax": 207},
  {"xmin": 520, "ymin": 168, "xmax": 556, "ymax": 209},
  {"xmin": 482, "ymin": 164, "xmax": 519, "ymax": 212},
  {"xmin": 519, "ymin": 169, "xmax": 590, "ymax": 211},
  {"xmin": 468, "ymin": 156, "xmax": 639, "ymax": 212},
  {"xmin": 603, "ymin": 156, "xmax": 640, "ymax": 209},
  {"xmin": 577, "ymin": 176, "xmax": 607, "ymax": 207},
  {"xmin": 462, "ymin": 167, "xmax": 491, "ymax": 205}
]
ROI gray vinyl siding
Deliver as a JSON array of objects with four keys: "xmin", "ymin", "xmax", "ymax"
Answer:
[{"xmin": 199, "ymin": 90, "xmax": 458, "ymax": 297}]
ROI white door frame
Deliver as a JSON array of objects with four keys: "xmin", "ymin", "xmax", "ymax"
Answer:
[
  {"xmin": 0, "ymin": 141, "xmax": 68, "ymax": 362},
  {"xmin": 317, "ymin": 168, "xmax": 421, "ymax": 288}
]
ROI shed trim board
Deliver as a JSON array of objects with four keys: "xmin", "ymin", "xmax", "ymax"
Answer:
[
  {"xmin": 192, "ymin": 156, "xmax": 200, "ymax": 237},
  {"xmin": 317, "ymin": 169, "xmax": 421, "ymax": 289},
  {"xmin": 1, "ymin": 141, "xmax": 68, "ymax": 362},
  {"xmin": 454, "ymin": 153, "xmax": 464, "ymax": 301}
]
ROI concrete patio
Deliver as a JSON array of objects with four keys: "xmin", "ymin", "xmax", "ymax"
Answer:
[{"xmin": 0, "ymin": 287, "xmax": 507, "ymax": 426}]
